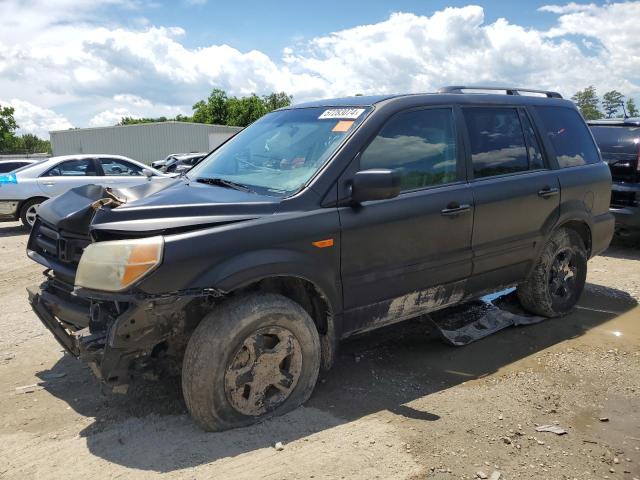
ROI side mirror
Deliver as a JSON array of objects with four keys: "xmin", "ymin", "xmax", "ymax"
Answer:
[
  {"xmin": 351, "ymin": 169, "xmax": 401, "ymax": 204},
  {"xmin": 142, "ymin": 168, "xmax": 154, "ymax": 180}
]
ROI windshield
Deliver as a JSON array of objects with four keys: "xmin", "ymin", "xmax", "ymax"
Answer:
[{"xmin": 188, "ymin": 106, "xmax": 370, "ymax": 196}]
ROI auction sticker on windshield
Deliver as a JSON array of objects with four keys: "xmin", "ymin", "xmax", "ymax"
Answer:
[{"xmin": 318, "ymin": 108, "xmax": 365, "ymax": 120}]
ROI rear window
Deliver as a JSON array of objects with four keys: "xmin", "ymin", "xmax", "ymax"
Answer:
[
  {"xmin": 589, "ymin": 125, "xmax": 640, "ymax": 154},
  {"xmin": 463, "ymin": 107, "xmax": 529, "ymax": 178},
  {"xmin": 535, "ymin": 106, "xmax": 600, "ymax": 168}
]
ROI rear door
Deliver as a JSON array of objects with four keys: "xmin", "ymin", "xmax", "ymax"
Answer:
[
  {"xmin": 339, "ymin": 106, "xmax": 474, "ymax": 334},
  {"xmin": 461, "ymin": 106, "xmax": 560, "ymax": 292},
  {"xmin": 97, "ymin": 158, "xmax": 152, "ymax": 187},
  {"xmin": 37, "ymin": 158, "xmax": 102, "ymax": 197}
]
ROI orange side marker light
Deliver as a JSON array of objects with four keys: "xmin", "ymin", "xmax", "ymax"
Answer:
[{"xmin": 312, "ymin": 238, "xmax": 334, "ymax": 248}]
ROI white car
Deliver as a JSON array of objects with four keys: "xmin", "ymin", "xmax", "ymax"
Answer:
[{"xmin": 0, "ymin": 154, "xmax": 166, "ymax": 229}]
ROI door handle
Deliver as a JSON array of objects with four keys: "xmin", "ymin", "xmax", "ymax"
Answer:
[
  {"xmin": 42, "ymin": 182, "xmax": 56, "ymax": 187},
  {"xmin": 441, "ymin": 203, "xmax": 471, "ymax": 217},
  {"xmin": 538, "ymin": 186, "xmax": 559, "ymax": 198}
]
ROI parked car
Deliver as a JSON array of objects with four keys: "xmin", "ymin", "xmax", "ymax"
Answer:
[
  {"xmin": 0, "ymin": 154, "xmax": 167, "ymax": 228},
  {"xmin": 588, "ymin": 117, "xmax": 640, "ymax": 234},
  {"xmin": 0, "ymin": 158, "xmax": 43, "ymax": 173},
  {"xmin": 150, "ymin": 153, "xmax": 184, "ymax": 170},
  {"xmin": 27, "ymin": 86, "xmax": 613, "ymax": 431},
  {"xmin": 161, "ymin": 152, "xmax": 208, "ymax": 173}
]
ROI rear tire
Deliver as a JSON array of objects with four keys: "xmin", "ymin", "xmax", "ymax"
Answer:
[
  {"xmin": 182, "ymin": 293, "xmax": 321, "ymax": 431},
  {"xmin": 517, "ymin": 228, "xmax": 587, "ymax": 317},
  {"xmin": 19, "ymin": 198, "xmax": 42, "ymax": 230}
]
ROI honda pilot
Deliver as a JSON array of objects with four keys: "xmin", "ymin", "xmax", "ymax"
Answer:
[{"xmin": 27, "ymin": 86, "xmax": 614, "ymax": 431}]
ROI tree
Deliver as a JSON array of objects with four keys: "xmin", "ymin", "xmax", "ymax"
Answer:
[
  {"xmin": 262, "ymin": 92, "xmax": 292, "ymax": 111},
  {"xmin": 191, "ymin": 89, "xmax": 294, "ymax": 127},
  {"xmin": 571, "ymin": 86, "xmax": 603, "ymax": 120},
  {"xmin": 602, "ymin": 90, "xmax": 625, "ymax": 118},
  {"xmin": 227, "ymin": 94, "xmax": 268, "ymax": 127},
  {"xmin": 0, "ymin": 104, "xmax": 19, "ymax": 153},
  {"xmin": 627, "ymin": 98, "xmax": 639, "ymax": 117},
  {"xmin": 192, "ymin": 88, "xmax": 229, "ymax": 125},
  {"xmin": 19, "ymin": 133, "xmax": 51, "ymax": 154}
]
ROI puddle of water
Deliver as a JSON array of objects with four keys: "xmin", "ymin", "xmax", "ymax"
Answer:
[{"xmin": 574, "ymin": 305, "xmax": 640, "ymax": 345}]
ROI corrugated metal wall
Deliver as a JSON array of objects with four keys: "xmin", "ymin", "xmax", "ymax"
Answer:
[{"xmin": 50, "ymin": 122, "xmax": 242, "ymax": 164}]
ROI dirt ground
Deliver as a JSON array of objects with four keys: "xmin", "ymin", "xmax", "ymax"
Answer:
[{"xmin": 0, "ymin": 220, "xmax": 638, "ymax": 480}]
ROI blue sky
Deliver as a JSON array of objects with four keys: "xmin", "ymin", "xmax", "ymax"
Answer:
[
  {"xmin": 141, "ymin": 0, "xmax": 565, "ymax": 58},
  {"xmin": 0, "ymin": 0, "xmax": 638, "ymax": 137}
]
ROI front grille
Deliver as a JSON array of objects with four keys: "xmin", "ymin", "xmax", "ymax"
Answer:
[
  {"xmin": 29, "ymin": 219, "xmax": 91, "ymax": 283},
  {"xmin": 611, "ymin": 190, "xmax": 638, "ymax": 208},
  {"xmin": 604, "ymin": 153, "xmax": 639, "ymax": 183}
]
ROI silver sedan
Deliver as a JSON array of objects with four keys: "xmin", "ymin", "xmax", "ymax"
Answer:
[{"xmin": 0, "ymin": 154, "xmax": 167, "ymax": 229}]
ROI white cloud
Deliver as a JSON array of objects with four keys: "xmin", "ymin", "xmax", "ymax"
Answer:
[
  {"xmin": 0, "ymin": 99, "xmax": 73, "ymax": 138},
  {"xmin": 0, "ymin": 1, "xmax": 639, "ymax": 135}
]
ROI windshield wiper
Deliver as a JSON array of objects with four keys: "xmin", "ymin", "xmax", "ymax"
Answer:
[{"xmin": 195, "ymin": 177, "xmax": 252, "ymax": 192}]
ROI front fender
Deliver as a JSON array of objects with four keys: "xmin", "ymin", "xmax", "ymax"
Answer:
[{"xmin": 192, "ymin": 248, "xmax": 343, "ymax": 315}]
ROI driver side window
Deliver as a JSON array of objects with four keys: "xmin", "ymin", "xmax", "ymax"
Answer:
[
  {"xmin": 44, "ymin": 159, "xmax": 97, "ymax": 177},
  {"xmin": 360, "ymin": 108, "xmax": 458, "ymax": 191}
]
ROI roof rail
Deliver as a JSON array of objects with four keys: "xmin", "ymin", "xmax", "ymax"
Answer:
[{"xmin": 438, "ymin": 86, "xmax": 563, "ymax": 99}]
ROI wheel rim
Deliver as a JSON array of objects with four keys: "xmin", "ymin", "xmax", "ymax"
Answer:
[
  {"xmin": 25, "ymin": 204, "xmax": 38, "ymax": 226},
  {"xmin": 548, "ymin": 247, "xmax": 578, "ymax": 301},
  {"xmin": 224, "ymin": 326, "xmax": 303, "ymax": 416}
]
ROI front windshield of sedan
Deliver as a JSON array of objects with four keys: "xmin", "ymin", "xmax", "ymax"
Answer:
[{"xmin": 188, "ymin": 107, "xmax": 370, "ymax": 195}]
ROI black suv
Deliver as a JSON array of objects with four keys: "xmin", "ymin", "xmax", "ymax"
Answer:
[
  {"xmin": 27, "ymin": 86, "xmax": 613, "ymax": 431},
  {"xmin": 588, "ymin": 117, "xmax": 640, "ymax": 233}
]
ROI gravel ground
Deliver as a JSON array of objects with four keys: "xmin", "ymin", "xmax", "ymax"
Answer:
[{"xmin": 0, "ymin": 221, "xmax": 638, "ymax": 480}]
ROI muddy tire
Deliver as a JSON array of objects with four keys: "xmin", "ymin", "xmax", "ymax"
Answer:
[
  {"xmin": 19, "ymin": 198, "xmax": 42, "ymax": 230},
  {"xmin": 517, "ymin": 228, "xmax": 587, "ymax": 317},
  {"xmin": 182, "ymin": 293, "xmax": 321, "ymax": 431}
]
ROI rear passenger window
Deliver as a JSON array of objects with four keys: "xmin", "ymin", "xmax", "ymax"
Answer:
[
  {"xmin": 520, "ymin": 112, "xmax": 545, "ymax": 170},
  {"xmin": 360, "ymin": 108, "xmax": 457, "ymax": 191},
  {"xmin": 463, "ymin": 107, "xmax": 529, "ymax": 178},
  {"xmin": 535, "ymin": 106, "xmax": 600, "ymax": 167}
]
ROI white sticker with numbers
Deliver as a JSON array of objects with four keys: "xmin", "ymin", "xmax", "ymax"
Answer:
[{"xmin": 318, "ymin": 108, "xmax": 365, "ymax": 120}]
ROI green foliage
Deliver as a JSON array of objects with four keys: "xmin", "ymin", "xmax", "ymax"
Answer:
[
  {"xmin": 571, "ymin": 86, "xmax": 603, "ymax": 120},
  {"xmin": 191, "ymin": 89, "xmax": 293, "ymax": 127},
  {"xmin": 602, "ymin": 90, "xmax": 625, "ymax": 118},
  {"xmin": 0, "ymin": 104, "xmax": 19, "ymax": 152},
  {"xmin": 17, "ymin": 133, "xmax": 51, "ymax": 154},
  {"xmin": 626, "ymin": 98, "xmax": 639, "ymax": 117},
  {"xmin": 192, "ymin": 88, "xmax": 230, "ymax": 125},
  {"xmin": 0, "ymin": 104, "xmax": 50, "ymax": 154},
  {"xmin": 263, "ymin": 92, "xmax": 293, "ymax": 111}
]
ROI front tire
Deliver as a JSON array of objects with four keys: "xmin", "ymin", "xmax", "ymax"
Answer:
[
  {"xmin": 517, "ymin": 228, "xmax": 587, "ymax": 317},
  {"xmin": 182, "ymin": 293, "xmax": 321, "ymax": 431},
  {"xmin": 19, "ymin": 198, "xmax": 42, "ymax": 230}
]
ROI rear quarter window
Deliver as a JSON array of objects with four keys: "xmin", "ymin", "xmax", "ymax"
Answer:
[{"xmin": 535, "ymin": 106, "xmax": 600, "ymax": 168}]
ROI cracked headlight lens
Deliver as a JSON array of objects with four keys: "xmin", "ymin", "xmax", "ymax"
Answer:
[{"xmin": 75, "ymin": 236, "xmax": 164, "ymax": 292}]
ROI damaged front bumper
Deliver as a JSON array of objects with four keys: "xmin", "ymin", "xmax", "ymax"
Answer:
[{"xmin": 27, "ymin": 278, "xmax": 215, "ymax": 387}]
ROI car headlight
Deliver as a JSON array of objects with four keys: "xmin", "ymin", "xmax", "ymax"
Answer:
[{"xmin": 75, "ymin": 236, "xmax": 164, "ymax": 292}]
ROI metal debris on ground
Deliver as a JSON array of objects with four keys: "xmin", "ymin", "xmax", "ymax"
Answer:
[
  {"xmin": 15, "ymin": 384, "xmax": 44, "ymax": 394},
  {"xmin": 429, "ymin": 288, "xmax": 546, "ymax": 346},
  {"xmin": 536, "ymin": 425, "xmax": 568, "ymax": 435}
]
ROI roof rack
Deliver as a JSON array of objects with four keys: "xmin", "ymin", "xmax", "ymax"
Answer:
[{"xmin": 438, "ymin": 86, "xmax": 563, "ymax": 99}]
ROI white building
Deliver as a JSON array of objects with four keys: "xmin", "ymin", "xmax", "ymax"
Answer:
[{"xmin": 50, "ymin": 121, "xmax": 242, "ymax": 164}]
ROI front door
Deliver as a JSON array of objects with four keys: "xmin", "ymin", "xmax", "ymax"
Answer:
[
  {"xmin": 37, "ymin": 158, "xmax": 102, "ymax": 197},
  {"xmin": 460, "ymin": 106, "xmax": 561, "ymax": 292},
  {"xmin": 339, "ymin": 106, "xmax": 474, "ymax": 335}
]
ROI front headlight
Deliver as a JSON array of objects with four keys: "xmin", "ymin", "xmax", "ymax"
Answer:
[{"xmin": 75, "ymin": 236, "xmax": 164, "ymax": 292}]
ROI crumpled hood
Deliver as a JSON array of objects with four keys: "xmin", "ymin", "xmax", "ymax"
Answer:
[{"xmin": 37, "ymin": 178, "xmax": 280, "ymax": 236}]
